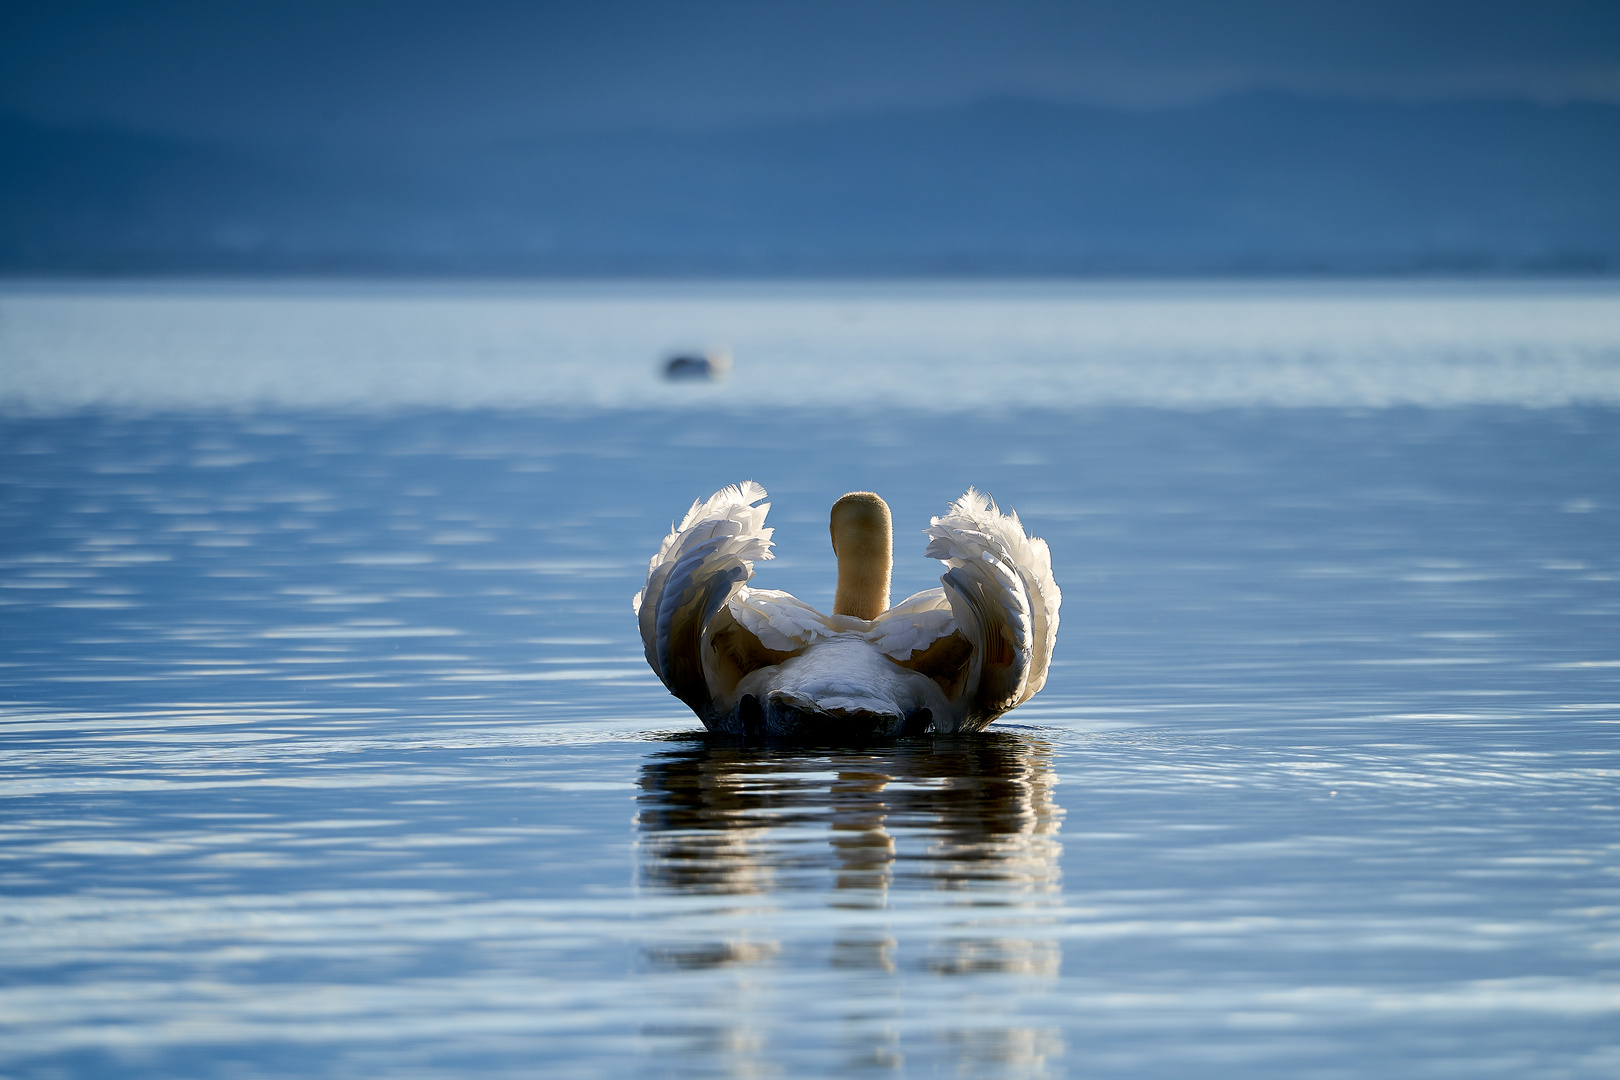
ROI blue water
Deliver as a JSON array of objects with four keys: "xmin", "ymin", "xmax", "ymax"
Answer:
[{"xmin": 1, "ymin": 283, "xmax": 1618, "ymax": 1077}]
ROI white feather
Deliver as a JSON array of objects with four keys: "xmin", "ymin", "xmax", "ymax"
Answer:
[
  {"xmin": 866, "ymin": 588, "xmax": 956, "ymax": 659},
  {"xmin": 729, "ymin": 588, "xmax": 834, "ymax": 652},
  {"xmin": 925, "ymin": 487, "xmax": 1062, "ymax": 706}
]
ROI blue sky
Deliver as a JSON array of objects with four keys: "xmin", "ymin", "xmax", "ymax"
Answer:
[{"xmin": 2, "ymin": 0, "xmax": 1618, "ymax": 146}]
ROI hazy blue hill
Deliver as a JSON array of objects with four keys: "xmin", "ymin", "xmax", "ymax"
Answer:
[
  {"xmin": 3, "ymin": 95, "xmax": 1617, "ymax": 274},
  {"xmin": 0, "ymin": 118, "xmax": 273, "ymax": 269}
]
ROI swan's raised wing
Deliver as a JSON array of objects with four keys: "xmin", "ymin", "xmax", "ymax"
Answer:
[
  {"xmin": 925, "ymin": 489, "xmax": 1062, "ymax": 719},
  {"xmin": 633, "ymin": 482, "xmax": 775, "ymax": 715}
]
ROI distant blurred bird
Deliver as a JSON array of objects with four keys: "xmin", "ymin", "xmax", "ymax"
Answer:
[
  {"xmin": 663, "ymin": 350, "xmax": 732, "ymax": 381},
  {"xmin": 633, "ymin": 484, "xmax": 1060, "ymax": 737}
]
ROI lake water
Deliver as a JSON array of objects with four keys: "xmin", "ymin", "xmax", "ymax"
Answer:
[{"xmin": 1, "ymin": 281, "xmax": 1618, "ymax": 1078}]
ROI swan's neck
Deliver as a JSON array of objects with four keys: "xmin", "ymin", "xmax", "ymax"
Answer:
[{"xmin": 830, "ymin": 492, "xmax": 892, "ymax": 620}]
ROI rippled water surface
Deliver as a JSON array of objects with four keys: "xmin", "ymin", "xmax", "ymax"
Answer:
[{"xmin": 2, "ymin": 283, "xmax": 1618, "ymax": 1078}]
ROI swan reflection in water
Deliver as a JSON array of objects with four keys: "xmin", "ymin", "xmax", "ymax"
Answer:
[{"xmin": 635, "ymin": 732, "xmax": 1065, "ymax": 1076}]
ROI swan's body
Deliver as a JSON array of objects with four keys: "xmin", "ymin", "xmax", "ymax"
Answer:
[{"xmin": 633, "ymin": 483, "xmax": 1060, "ymax": 737}]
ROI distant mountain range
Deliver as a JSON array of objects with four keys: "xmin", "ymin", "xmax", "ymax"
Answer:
[{"xmin": 3, "ymin": 95, "xmax": 1618, "ymax": 275}]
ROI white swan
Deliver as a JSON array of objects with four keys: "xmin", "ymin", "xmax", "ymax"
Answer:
[{"xmin": 633, "ymin": 483, "xmax": 1061, "ymax": 737}]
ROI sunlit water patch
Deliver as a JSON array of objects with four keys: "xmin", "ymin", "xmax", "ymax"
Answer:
[
  {"xmin": 1, "ymin": 283, "xmax": 1618, "ymax": 1077},
  {"xmin": 4, "ymin": 279, "xmax": 1619, "ymax": 412}
]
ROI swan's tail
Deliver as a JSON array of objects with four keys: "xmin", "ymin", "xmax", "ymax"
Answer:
[
  {"xmin": 924, "ymin": 488, "xmax": 1061, "ymax": 716},
  {"xmin": 634, "ymin": 482, "xmax": 773, "ymax": 713}
]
